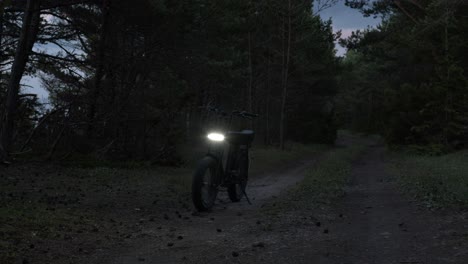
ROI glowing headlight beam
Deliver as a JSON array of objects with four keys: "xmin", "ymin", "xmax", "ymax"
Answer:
[{"xmin": 207, "ymin": 133, "xmax": 225, "ymax": 142}]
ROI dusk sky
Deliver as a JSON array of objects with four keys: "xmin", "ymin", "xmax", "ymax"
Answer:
[
  {"xmin": 24, "ymin": 1, "xmax": 380, "ymax": 100},
  {"xmin": 318, "ymin": 0, "xmax": 380, "ymax": 55}
]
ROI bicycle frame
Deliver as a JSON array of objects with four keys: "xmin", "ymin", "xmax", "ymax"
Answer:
[
  {"xmin": 203, "ymin": 109, "xmax": 249, "ymax": 188},
  {"xmin": 205, "ymin": 132, "xmax": 231, "ymax": 187},
  {"xmin": 192, "ymin": 107, "xmax": 257, "ymax": 211}
]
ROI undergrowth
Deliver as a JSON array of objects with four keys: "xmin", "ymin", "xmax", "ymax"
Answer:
[
  {"xmin": 263, "ymin": 135, "xmax": 366, "ymax": 215},
  {"xmin": 390, "ymin": 150, "xmax": 468, "ymax": 209}
]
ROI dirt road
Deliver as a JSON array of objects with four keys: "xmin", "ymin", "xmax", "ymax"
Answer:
[
  {"xmin": 90, "ymin": 157, "xmax": 318, "ymax": 264},
  {"xmin": 314, "ymin": 146, "xmax": 468, "ymax": 264},
  {"xmin": 88, "ymin": 140, "xmax": 467, "ymax": 264}
]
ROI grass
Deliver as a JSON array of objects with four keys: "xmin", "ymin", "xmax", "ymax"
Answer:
[
  {"xmin": 294, "ymin": 143, "xmax": 365, "ymax": 206},
  {"xmin": 249, "ymin": 142, "xmax": 329, "ymax": 176},
  {"xmin": 263, "ymin": 136, "xmax": 366, "ymax": 215},
  {"xmin": 389, "ymin": 150, "xmax": 468, "ymax": 209},
  {"xmin": 0, "ymin": 164, "xmax": 194, "ymax": 263},
  {"xmin": 0, "ymin": 201, "xmax": 95, "ymax": 263}
]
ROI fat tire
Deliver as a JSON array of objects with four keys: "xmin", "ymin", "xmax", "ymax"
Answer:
[{"xmin": 192, "ymin": 156, "xmax": 219, "ymax": 211}]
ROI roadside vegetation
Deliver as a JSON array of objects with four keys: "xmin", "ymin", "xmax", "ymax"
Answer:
[
  {"xmin": 249, "ymin": 142, "xmax": 329, "ymax": 176},
  {"xmin": 291, "ymin": 143, "xmax": 365, "ymax": 208},
  {"xmin": 336, "ymin": 1, "xmax": 468, "ymax": 152},
  {"xmin": 389, "ymin": 150, "xmax": 468, "ymax": 209},
  {"xmin": 263, "ymin": 133, "xmax": 367, "ymax": 215}
]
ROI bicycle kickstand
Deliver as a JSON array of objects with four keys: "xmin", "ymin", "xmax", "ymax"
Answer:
[{"xmin": 242, "ymin": 188, "xmax": 253, "ymax": 205}]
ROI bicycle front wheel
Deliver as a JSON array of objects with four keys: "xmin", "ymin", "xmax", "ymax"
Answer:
[{"xmin": 192, "ymin": 156, "xmax": 219, "ymax": 211}]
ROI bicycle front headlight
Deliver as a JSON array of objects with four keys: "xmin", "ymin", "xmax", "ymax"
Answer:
[{"xmin": 207, "ymin": 132, "xmax": 225, "ymax": 142}]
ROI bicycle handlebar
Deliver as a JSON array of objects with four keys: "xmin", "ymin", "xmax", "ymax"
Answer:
[
  {"xmin": 201, "ymin": 106, "xmax": 258, "ymax": 119},
  {"xmin": 241, "ymin": 112, "xmax": 258, "ymax": 118},
  {"xmin": 232, "ymin": 111, "xmax": 258, "ymax": 119}
]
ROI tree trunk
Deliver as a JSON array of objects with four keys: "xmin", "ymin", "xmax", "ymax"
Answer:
[
  {"xmin": 279, "ymin": 0, "xmax": 292, "ymax": 150},
  {"xmin": 86, "ymin": 0, "xmax": 110, "ymax": 138},
  {"xmin": 46, "ymin": 125, "xmax": 66, "ymax": 161},
  {"xmin": 264, "ymin": 56, "xmax": 271, "ymax": 146},
  {"xmin": 0, "ymin": 7, "xmax": 4, "ymax": 72},
  {"xmin": 0, "ymin": 0, "xmax": 41, "ymax": 159},
  {"xmin": 443, "ymin": 0, "xmax": 451, "ymax": 145},
  {"xmin": 0, "ymin": 8, "xmax": 4, "ymax": 99},
  {"xmin": 247, "ymin": 31, "xmax": 253, "ymax": 113},
  {"xmin": 20, "ymin": 108, "xmax": 60, "ymax": 151},
  {"xmin": 139, "ymin": 75, "xmax": 147, "ymax": 158},
  {"xmin": 247, "ymin": 31, "xmax": 254, "ymax": 128}
]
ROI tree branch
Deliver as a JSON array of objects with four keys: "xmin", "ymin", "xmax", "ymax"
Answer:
[
  {"xmin": 3, "ymin": 0, "xmax": 96, "ymax": 13},
  {"xmin": 32, "ymin": 51, "xmax": 86, "ymax": 64}
]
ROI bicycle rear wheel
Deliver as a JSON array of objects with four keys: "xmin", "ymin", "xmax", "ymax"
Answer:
[{"xmin": 228, "ymin": 150, "xmax": 248, "ymax": 202}]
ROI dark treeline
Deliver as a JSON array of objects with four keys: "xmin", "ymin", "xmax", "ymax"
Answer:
[
  {"xmin": 2, "ymin": 0, "xmax": 466, "ymax": 163},
  {"xmin": 0, "ymin": 0, "xmax": 339, "ymax": 163},
  {"xmin": 337, "ymin": 0, "xmax": 468, "ymax": 153}
]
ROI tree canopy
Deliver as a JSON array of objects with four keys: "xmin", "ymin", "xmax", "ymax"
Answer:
[
  {"xmin": 337, "ymin": 0, "xmax": 468, "ymax": 153},
  {"xmin": 0, "ymin": 0, "xmax": 340, "ymax": 162}
]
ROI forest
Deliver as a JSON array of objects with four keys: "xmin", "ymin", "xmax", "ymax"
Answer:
[
  {"xmin": 339, "ymin": 0, "xmax": 468, "ymax": 153},
  {"xmin": 1, "ymin": 0, "xmax": 468, "ymax": 263},
  {"xmin": 1, "ymin": 0, "xmax": 466, "ymax": 164},
  {"xmin": 0, "ymin": 0, "xmax": 340, "ymax": 164}
]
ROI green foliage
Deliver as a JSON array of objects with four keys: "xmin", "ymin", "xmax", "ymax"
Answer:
[
  {"xmin": 250, "ymin": 142, "xmax": 329, "ymax": 175},
  {"xmin": 337, "ymin": 0, "xmax": 468, "ymax": 151},
  {"xmin": 292, "ymin": 143, "xmax": 364, "ymax": 205},
  {"xmin": 2, "ymin": 0, "xmax": 340, "ymax": 161},
  {"xmin": 390, "ymin": 150, "xmax": 468, "ymax": 208},
  {"xmin": 287, "ymin": 15, "xmax": 339, "ymax": 144},
  {"xmin": 263, "ymin": 133, "xmax": 366, "ymax": 214}
]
